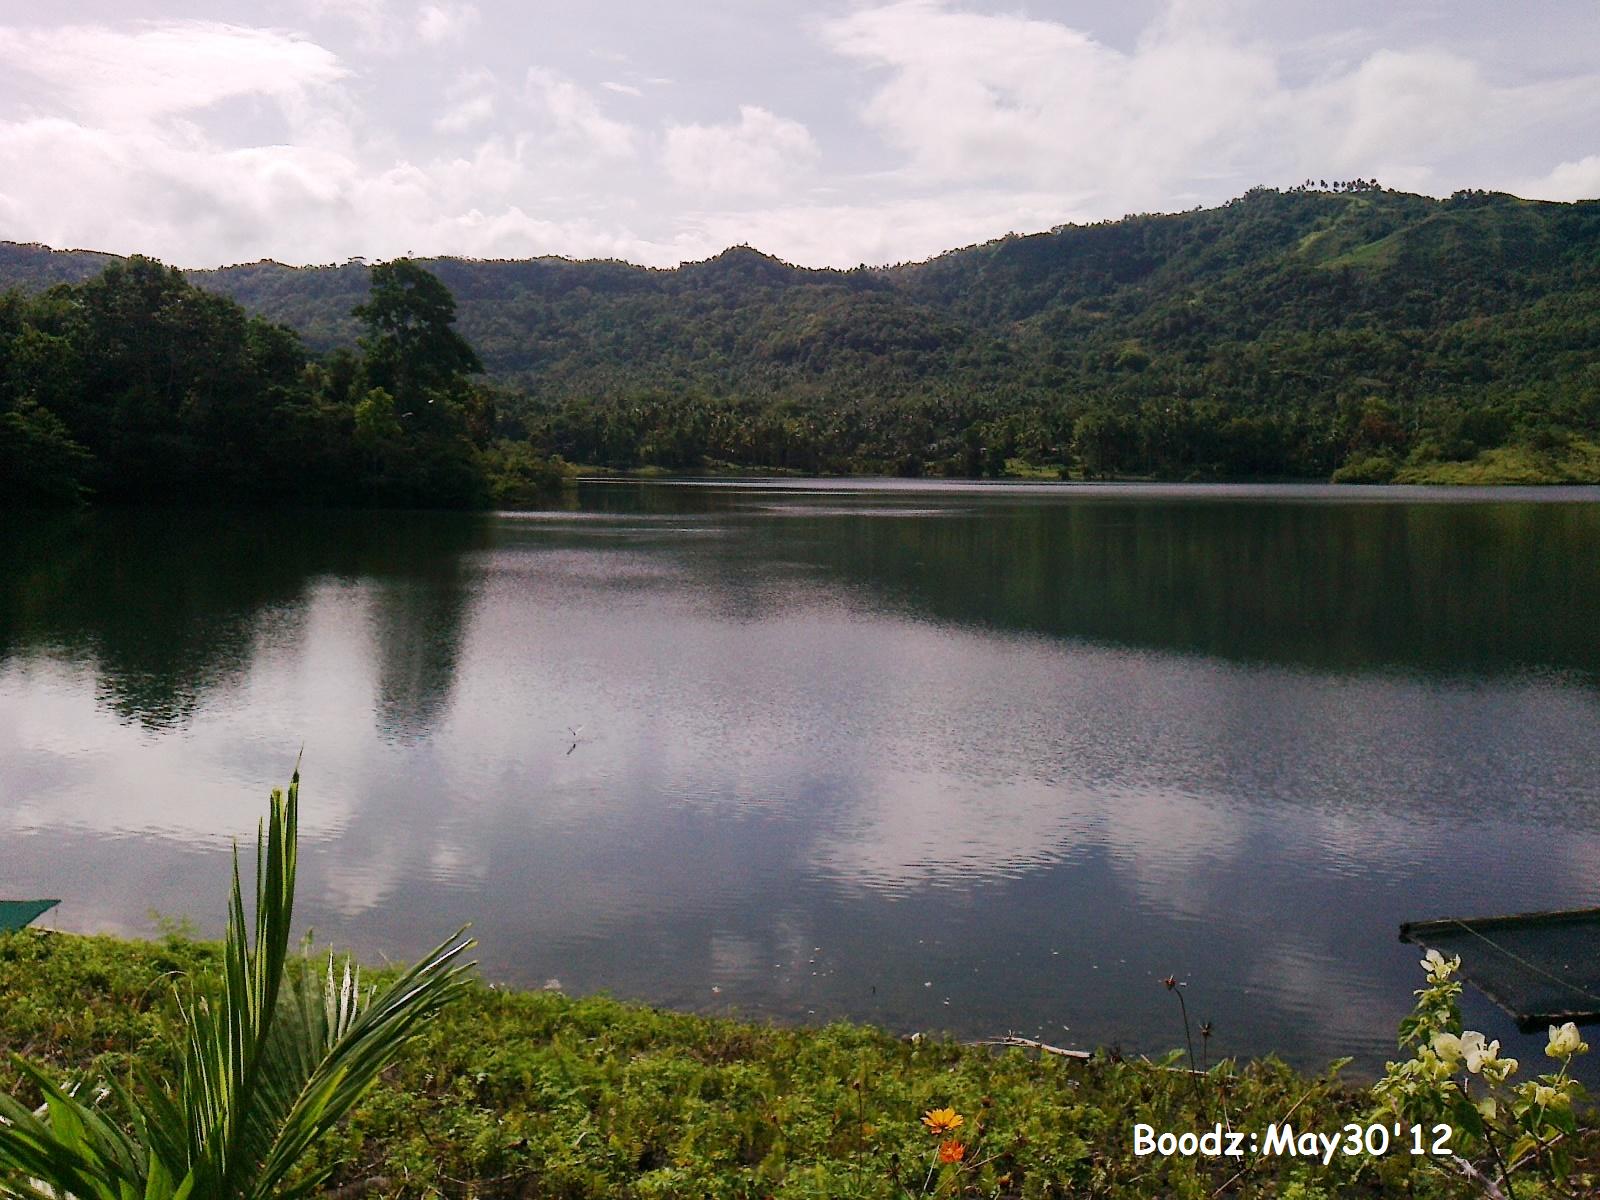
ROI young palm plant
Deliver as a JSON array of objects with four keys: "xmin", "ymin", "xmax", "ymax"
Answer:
[{"xmin": 0, "ymin": 771, "xmax": 475, "ymax": 1199}]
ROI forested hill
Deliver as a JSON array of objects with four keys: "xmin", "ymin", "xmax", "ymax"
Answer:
[{"xmin": 4, "ymin": 185, "xmax": 1600, "ymax": 482}]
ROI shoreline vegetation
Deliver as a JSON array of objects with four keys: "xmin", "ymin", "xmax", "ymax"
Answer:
[
  {"xmin": 5, "ymin": 185, "xmax": 1600, "ymax": 508},
  {"xmin": 0, "ymin": 765, "xmax": 1593, "ymax": 1200},
  {"xmin": 3, "ymin": 776, "xmax": 1597, "ymax": 1200},
  {"xmin": 8, "ymin": 930, "xmax": 1597, "ymax": 1198},
  {"xmin": 560, "ymin": 455, "xmax": 1600, "ymax": 492}
]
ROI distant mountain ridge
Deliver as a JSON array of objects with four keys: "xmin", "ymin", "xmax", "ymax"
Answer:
[{"xmin": 5, "ymin": 185, "xmax": 1599, "ymax": 481}]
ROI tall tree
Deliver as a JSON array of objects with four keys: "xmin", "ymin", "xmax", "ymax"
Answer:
[{"xmin": 352, "ymin": 259, "xmax": 482, "ymax": 419}]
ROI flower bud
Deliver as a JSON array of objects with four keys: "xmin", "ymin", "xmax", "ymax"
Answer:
[{"xmin": 1546, "ymin": 1022, "xmax": 1589, "ymax": 1060}]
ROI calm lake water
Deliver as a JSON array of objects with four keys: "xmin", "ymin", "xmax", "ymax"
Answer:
[{"xmin": 3, "ymin": 481, "xmax": 1599, "ymax": 1076}]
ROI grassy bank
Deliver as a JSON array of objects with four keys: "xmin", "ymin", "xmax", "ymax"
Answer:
[
  {"xmin": 1393, "ymin": 437, "xmax": 1600, "ymax": 485},
  {"xmin": 5, "ymin": 931, "xmax": 1592, "ymax": 1198},
  {"xmin": 1333, "ymin": 437, "xmax": 1600, "ymax": 485},
  {"xmin": 548, "ymin": 451, "xmax": 1600, "ymax": 488}
]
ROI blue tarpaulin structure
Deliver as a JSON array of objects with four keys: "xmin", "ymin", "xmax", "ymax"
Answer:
[{"xmin": 0, "ymin": 899, "xmax": 59, "ymax": 932}]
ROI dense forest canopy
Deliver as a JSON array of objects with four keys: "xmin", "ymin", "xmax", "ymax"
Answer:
[
  {"xmin": 3, "ymin": 184, "xmax": 1599, "ymax": 500},
  {"xmin": 0, "ymin": 257, "xmax": 555, "ymax": 507}
]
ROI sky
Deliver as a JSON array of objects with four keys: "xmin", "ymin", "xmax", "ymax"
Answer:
[{"xmin": 1, "ymin": 1, "xmax": 1597, "ymax": 269}]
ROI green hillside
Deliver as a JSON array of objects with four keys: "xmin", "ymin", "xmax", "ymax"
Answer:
[{"xmin": 3, "ymin": 185, "xmax": 1599, "ymax": 482}]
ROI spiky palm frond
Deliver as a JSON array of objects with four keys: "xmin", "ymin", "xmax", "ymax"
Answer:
[{"xmin": 0, "ymin": 771, "xmax": 476, "ymax": 1200}]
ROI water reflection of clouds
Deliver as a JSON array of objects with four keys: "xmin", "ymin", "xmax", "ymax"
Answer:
[
  {"xmin": 6, "ymin": 506, "xmax": 1600, "ymax": 1071},
  {"xmin": 14, "ymin": 563, "xmax": 1599, "ymax": 910},
  {"xmin": 441, "ymin": 578, "xmax": 1600, "ymax": 951},
  {"xmin": 756, "ymin": 506, "xmax": 965, "ymax": 519},
  {"xmin": 1244, "ymin": 943, "xmax": 1400, "ymax": 1053},
  {"xmin": 0, "ymin": 582, "xmax": 378, "ymax": 845},
  {"xmin": 0, "ymin": 671, "xmax": 284, "ymax": 845}
]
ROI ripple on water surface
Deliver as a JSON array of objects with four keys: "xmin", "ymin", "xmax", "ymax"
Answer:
[{"xmin": 1, "ymin": 485, "xmax": 1598, "ymax": 1076}]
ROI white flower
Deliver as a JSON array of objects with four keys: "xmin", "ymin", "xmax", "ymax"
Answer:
[
  {"xmin": 1431, "ymin": 1032, "xmax": 1464, "ymax": 1064},
  {"xmin": 1463, "ymin": 1035, "xmax": 1499, "ymax": 1074},
  {"xmin": 1420, "ymin": 949, "xmax": 1460, "ymax": 983},
  {"xmin": 1461, "ymin": 1034, "xmax": 1517, "ymax": 1085},
  {"xmin": 1533, "ymin": 1084, "xmax": 1562, "ymax": 1108},
  {"xmin": 1546, "ymin": 1022, "xmax": 1589, "ymax": 1060}
]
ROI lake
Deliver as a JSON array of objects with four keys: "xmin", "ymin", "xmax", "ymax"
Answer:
[{"xmin": 3, "ymin": 480, "xmax": 1599, "ymax": 1076}]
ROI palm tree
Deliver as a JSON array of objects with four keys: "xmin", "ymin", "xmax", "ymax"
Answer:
[{"xmin": 0, "ymin": 771, "xmax": 475, "ymax": 1199}]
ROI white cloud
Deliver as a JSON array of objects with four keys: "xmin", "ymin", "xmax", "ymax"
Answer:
[
  {"xmin": 1277, "ymin": 47, "xmax": 1503, "ymax": 193},
  {"xmin": 306, "ymin": 0, "xmax": 480, "ymax": 52},
  {"xmin": 416, "ymin": 3, "xmax": 479, "ymax": 45},
  {"xmin": 822, "ymin": 1, "xmax": 1600, "ymax": 212},
  {"xmin": 1, "ymin": 3, "xmax": 1597, "ymax": 270},
  {"xmin": 1285, "ymin": 49, "xmax": 1599, "ymax": 190},
  {"xmin": 0, "ymin": 101, "xmax": 677, "ymax": 268},
  {"xmin": 433, "ymin": 68, "xmax": 496, "ymax": 134},
  {"xmin": 822, "ymin": 1, "xmax": 1276, "ymax": 200},
  {"xmin": 300, "ymin": 0, "xmax": 403, "ymax": 53},
  {"xmin": 524, "ymin": 68, "xmax": 636, "ymax": 159},
  {"xmin": 663, "ymin": 105, "xmax": 819, "ymax": 196},
  {"xmin": 1517, "ymin": 154, "xmax": 1600, "ymax": 202},
  {"xmin": 434, "ymin": 92, "xmax": 494, "ymax": 133},
  {"xmin": 303, "ymin": 0, "xmax": 387, "ymax": 33},
  {"xmin": 675, "ymin": 189, "xmax": 1088, "ymax": 268},
  {"xmin": 0, "ymin": 21, "xmax": 346, "ymax": 128}
]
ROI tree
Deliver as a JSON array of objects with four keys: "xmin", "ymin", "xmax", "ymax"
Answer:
[
  {"xmin": 1073, "ymin": 408, "xmax": 1136, "ymax": 478},
  {"xmin": 347, "ymin": 262, "xmax": 491, "ymax": 505},
  {"xmin": 0, "ymin": 399, "xmax": 92, "ymax": 505},
  {"xmin": 353, "ymin": 385, "xmax": 401, "ymax": 451},
  {"xmin": 352, "ymin": 260, "xmax": 482, "ymax": 418}
]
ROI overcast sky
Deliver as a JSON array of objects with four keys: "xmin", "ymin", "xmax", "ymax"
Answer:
[{"xmin": 1, "ymin": 1, "xmax": 1597, "ymax": 269}]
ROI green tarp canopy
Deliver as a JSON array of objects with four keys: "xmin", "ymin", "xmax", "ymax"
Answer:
[
  {"xmin": 0, "ymin": 899, "xmax": 59, "ymax": 933},
  {"xmin": 1401, "ymin": 906, "xmax": 1600, "ymax": 1031}
]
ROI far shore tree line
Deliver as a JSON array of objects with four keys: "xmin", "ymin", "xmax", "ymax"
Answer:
[{"xmin": 3, "ymin": 185, "xmax": 1600, "ymax": 506}]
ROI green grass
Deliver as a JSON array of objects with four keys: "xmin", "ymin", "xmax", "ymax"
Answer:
[
  {"xmin": 6, "ymin": 932, "xmax": 1595, "ymax": 1197},
  {"xmin": 1001, "ymin": 459, "xmax": 1067, "ymax": 481},
  {"xmin": 1393, "ymin": 438, "xmax": 1600, "ymax": 485}
]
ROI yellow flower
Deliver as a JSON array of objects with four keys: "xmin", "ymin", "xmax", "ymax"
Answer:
[
  {"xmin": 938, "ymin": 1139, "xmax": 966, "ymax": 1165},
  {"xmin": 922, "ymin": 1107, "xmax": 965, "ymax": 1136}
]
